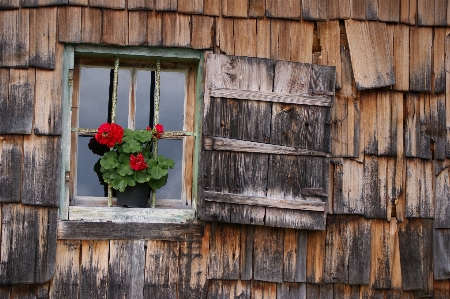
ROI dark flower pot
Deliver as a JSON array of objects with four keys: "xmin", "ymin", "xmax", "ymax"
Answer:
[{"xmin": 116, "ymin": 183, "xmax": 150, "ymax": 208}]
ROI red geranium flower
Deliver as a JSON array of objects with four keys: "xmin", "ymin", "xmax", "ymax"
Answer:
[
  {"xmin": 130, "ymin": 153, "xmax": 148, "ymax": 171},
  {"xmin": 154, "ymin": 123, "xmax": 164, "ymax": 139},
  {"xmin": 95, "ymin": 123, "xmax": 124, "ymax": 148}
]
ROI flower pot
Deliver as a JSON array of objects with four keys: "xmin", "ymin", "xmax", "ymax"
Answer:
[{"xmin": 116, "ymin": 183, "xmax": 150, "ymax": 208}]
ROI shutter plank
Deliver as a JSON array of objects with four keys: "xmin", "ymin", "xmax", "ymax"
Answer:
[
  {"xmin": 1, "ymin": 69, "xmax": 35, "ymax": 134},
  {"xmin": 48, "ymin": 240, "xmax": 81, "ymax": 298},
  {"xmin": 302, "ymin": 0, "xmax": 327, "ymax": 21},
  {"xmin": 265, "ymin": 0, "xmax": 300, "ymax": 19},
  {"xmin": 410, "ymin": 27, "xmax": 432, "ymax": 92},
  {"xmin": 191, "ymin": 15, "xmax": 213, "ymax": 49},
  {"xmin": 434, "ymin": 229, "xmax": 450, "ymax": 279},
  {"xmin": 34, "ymin": 42, "xmax": 63, "ymax": 135},
  {"xmin": 90, "ymin": 0, "xmax": 125, "ymax": 9},
  {"xmin": 0, "ymin": 136, "xmax": 22, "ymax": 203},
  {"xmin": 57, "ymin": 6, "xmax": 82, "ymax": 43},
  {"xmin": 29, "ymin": 7, "xmax": 56, "ymax": 69},
  {"xmin": 345, "ymin": 20, "xmax": 395, "ymax": 90},
  {"xmin": 253, "ymin": 226, "xmax": 284, "ymax": 282},
  {"xmin": 22, "ymin": 135, "xmax": 61, "ymax": 206},
  {"xmin": 348, "ymin": 217, "xmax": 371, "ymax": 285},
  {"xmin": 128, "ymin": 0, "xmax": 154, "ymax": 10},
  {"xmin": 147, "ymin": 11, "xmax": 162, "ymax": 46},
  {"xmin": 317, "ymin": 21, "xmax": 341, "ymax": 89},
  {"xmin": 143, "ymin": 240, "xmax": 179, "ymax": 297},
  {"xmin": 327, "ymin": 0, "xmax": 351, "ymax": 19},
  {"xmin": 265, "ymin": 208, "xmax": 326, "ymax": 230},
  {"xmin": 435, "ymin": 164, "xmax": 450, "ymax": 228},
  {"xmin": 128, "ymin": 11, "xmax": 147, "ymax": 46},
  {"xmin": 208, "ymin": 222, "xmax": 240, "ymax": 280},
  {"xmin": 332, "ymin": 159, "xmax": 364, "ymax": 214},
  {"xmin": 81, "ymin": 7, "xmax": 102, "ymax": 44},
  {"xmin": 80, "ymin": 240, "xmax": 108, "ymax": 299},
  {"xmin": 108, "ymin": 240, "xmax": 145, "ymax": 299},
  {"xmin": 102, "ymin": 9, "xmax": 128, "ymax": 46},
  {"xmin": 162, "ymin": 12, "xmax": 190, "ymax": 48},
  {"xmin": 178, "ymin": 240, "xmax": 208, "ymax": 299},
  {"xmin": 0, "ymin": 9, "xmax": 29, "ymax": 67}
]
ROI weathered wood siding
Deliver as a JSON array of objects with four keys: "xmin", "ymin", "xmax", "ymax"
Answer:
[{"xmin": 0, "ymin": 0, "xmax": 449, "ymax": 298}]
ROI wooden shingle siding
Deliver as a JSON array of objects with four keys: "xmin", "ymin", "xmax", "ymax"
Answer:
[
  {"xmin": 378, "ymin": 0, "xmax": 400, "ymax": 22},
  {"xmin": 435, "ymin": 163, "xmax": 450, "ymax": 228},
  {"xmin": 68, "ymin": 0, "xmax": 87, "ymax": 5},
  {"xmin": 0, "ymin": 136, "xmax": 23, "ymax": 203},
  {"xmin": 0, "ymin": 204, "xmax": 57, "ymax": 284},
  {"xmin": 418, "ymin": 0, "xmax": 447, "ymax": 26},
  {"xmin": 191, "ymin": 15, "xmax": 214, "ymax": 49},
  {"xmin": 327, "ymin": 0, "xmax": 351, "ymax": 19},
  {"xmin": 102, "ymin": 9, "xmax": 128, "ymax": 45},
  {"xmin": 162, "ymin": 12, "xmax": 190, "ymax": 47},
  {"xmin": 345, "ymin": 20, "xmax": 395, "ymax": 90},
  {"xmin": 29, "ymin": 7, "xmax": 57, "ymax": 70},
  {"xmin": 410, "ymin": 26, "xmax": 432, "ymax": 92},
  {"xmin": 127, "ymin": 0, "xmax": 154, "ymax": 10},
  {"xmin": 434, "ymin": 229, "xmax": 450, "ymax": 279},
  {"xmin": 400, "ymin": 0, "xmax": 417, "ymax": 25},
  {"xmin": 302, "ymin": 0, "xmax": 327, "ymax": 21},
  {"xmin": 222, "ymin": 0, "xmax": 248, "ymax": 18},
  {"xmin": 233, "ymin": 18, "xmax": 256, "ymax": 57},
  {"xmin": 81, "ymin": 7, "xmax": 102, "ymax": 43},
  {"xmin": 0, "ymin": 9, "xmax": 29, "ymax": 68},
  {"xmin": 0, "ymin": 0, "xmax": 19, "ymax": 8},
  {"xmin": 89, "ymin": 0, "xmax": 125, "ymax": 9},
  {"xmin": 178, "ymin": 0, "xmax": 203, "ymax": 14},
  {"xmin": 22, "ymin": 135, "xmax": 61, "ymax": 206},
  {"xmin": 155, "ymin": 0, "xmax": 177, "ymax": 12},
  {"xmin": 249, "ymin": 0, "xmax": 265, "ymax": 18},
  {"xmin": 387, "ymin": 24, "xmax": 409, "ymax": 91},
  {"xmin": 317, "ymin": 21, "xmax": 341, "ymax": 89},
  {"xmin": 147, "ymin": 10, "xmax": 162, "ymax": 46},
  {"xmin": 266, "ymin": 0, "xmax": 301, "ymax": 19},
  {"xmin": 21, "ymin": 0, "xmax": 67, "ymax": 7},
  {"xmin": 434, "ymin": 28, "xmax": 446, "ymax": 93},
  {"xmin": 253, "ymin": 226, "xmax": 284, "ymax": 283},
  {"xmin": 128, "ymin": 11, "xmax": 147, "ymax": 46},
  {"xmin": 80, "ymin": 240, "xmax": 108, "ymax": 298},
  {"xmin": 203, "ymin": 0, "xmax": 220, "ymax": 16},
  {"xmin": 57, "ymin": 6, "xmax": 82, "ymax": 43}
]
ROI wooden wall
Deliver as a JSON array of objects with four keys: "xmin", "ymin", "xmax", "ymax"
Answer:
[{"xmin": 0, "ymin": 0, "xmax": 450, "ymax": 298}]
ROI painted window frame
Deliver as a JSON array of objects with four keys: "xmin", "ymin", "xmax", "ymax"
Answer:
[{"xmin": 60, "ymin": 44, "xmax": 203, "ymax": 224}]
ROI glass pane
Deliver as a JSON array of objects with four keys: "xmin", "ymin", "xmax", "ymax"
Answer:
[
  {"xmin": 116, "ymin": 69, "xmax": 130, "ymax": 128},
  {"xmin": 135, "ymin": 70, "xmax": 153, "ymax": 129},
  {"xmin": 159, "ymin": 72, "xmax": 185, "ymax": 131},
  {"xmin": 156, "ymin": 139, "xmax": 183, "ymax": 200},
  {"xmin": 76, "ymin": 136, "xmax": 108, "ymax": 197},
  {"xmin": 79, "ymin": 67, "xmax": 111, "ymax": 128}
]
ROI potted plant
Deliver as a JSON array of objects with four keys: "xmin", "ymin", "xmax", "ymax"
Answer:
[{"xmin": 88, "ymin": 122, "xmax": 174, "ymax": 207}]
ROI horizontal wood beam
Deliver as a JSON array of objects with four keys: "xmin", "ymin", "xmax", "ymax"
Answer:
[
  {"xmin": 204, "ymin": 191, "xmax": 325, "ymax": 211},
  {"xmin": 210, "ymin": 87, "xmax": 332, "ymax": 106},
  {"xmin": 204, "ymin": 136, "xmax": 331, "ymax": 157},
  {"xmin": 57, "ymin": 221, "xmax": 204, "ymax": 241}
]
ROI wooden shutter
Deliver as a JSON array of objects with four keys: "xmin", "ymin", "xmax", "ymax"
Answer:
[{"xmin": 199, "ymin": 53, "xmax": 335, "ymax": 230}]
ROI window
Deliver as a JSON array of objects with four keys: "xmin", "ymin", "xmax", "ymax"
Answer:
[{"xmin": 61, "ymin": 46, "xmax": 202, "ymax": 223}]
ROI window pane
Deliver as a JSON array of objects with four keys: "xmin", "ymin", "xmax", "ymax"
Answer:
[
  {"xmin": 116, "ymin": 69, "xmax": 130, "ymax": 127},
  {"xmin": 159, "ymin": 72, "xmax": 185, "ymax": 131},
  {"xmin": 79, "ymin": 67, "xmax": 110, "ymax": 128},
  {"xmin": 156, "ymin": 139, "xmax": 183, "ymax": 200},
  {"xmin": 76, "ymin": 137, "xmax": 107, "ymax": 197},
  {"xmin": 135, "ymin": 70, "xmax": 153, "ymax": 129}
]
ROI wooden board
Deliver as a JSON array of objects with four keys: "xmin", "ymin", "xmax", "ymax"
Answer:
[
  {"xmin": 332, "ymin": 159, "xmax": 364, "ymax": 214},
  {"xmin": 29, "ymin": 7, "xmax": 57, "ymax": 69},
  {"xmin": 147, "ymin": 10, "xmax": 162, "ymax": 46},
  {"xmin": 207, "ymin": 280, "xmax": 251, "ymax": 298},
  {"xmin": 178, "ymin": 240, "xmax": 208, "ymax": 298},
  {"xmin": 324, "ymin": 215, "xmax": 350, "ymax": 284},
  {"xmin": 203, "ymin": 0, "xmax": 220, "ymax": 16},
  {"xmin": 418, "ymin": 0, "xmax": 447, "ymax": 26},
  {"xmin": 222, "ymin": 0, "xmax": 248, "ymax": 17},
  {"xmin": 178, "ymin": 0, "xmax": 203, "ymax": 14},
  {"xmin": 363, "ymin": 155, "xmax": 387, "ymax": 219},
  {"xmin": 80, "ymin": 240, "xmax": 108, "ymax": 298},
  {"xmin": 155, "ymin": 0, "xmax": 177, "ymax": 11},
  {"xmin": 378, "ymin": 0, "xmax": 400, "ymax": 22},
  {"xmin": 22, "ymin": 135, "xmax": 61, "ymax": 206},
  {"xmin": 81, "ymin": 7, "xmax": 102, "ymax": 44},
  {"xmin": 253, "ymin": 226, "xmax": 284, "ymax": 282},
  {"xmin": 277, "ymin": 282, "xmax": 306, "ymax": 299},
  {"xmin": 0, "ymin": 136, "xmax": 23, "ymax": 203},
  {"xmin": 345, "ymin": 20, "xmax": 395, "ymax": 90},
  {"xmin": 102, "ymin": 9, "xmax": 128, "ymax": 46},
  {"xmin": 0, "ymin": 9, "xmax": 29, "ymax": 67},
  {"xmin": 128, "ymin": 11, "xmax": 147, "ymax": 46},
  {"xmin": 34, "ymin": 42, "xmax": 63, "ymax": 135},
  {"xmin": 400, "ymin": 0, "xmax": 416, "ymax": 25},
  {"xmin": 434, "ymin": 28, "xmax": 446, "ymax": 93},
  {"xmin": 191, "ymin": 15, "xmax": 213, "ymax": 49},
  {"xmin": 162, "ymin": 12, "xmax": 190, "ymax": 47},
  {"xmin": 306, "ymin": 230, "xmax": 326, "ymax": 283},
  {"xmin": 266, "ymin": 0, "xmax": 301, "ymax": 19},
  {"xmin": 249, "ymin": 0, "xmax": 265, "ymax": 17},
  {"xmin": 348, "ymin": 217, "xmax": 371, "ymax": 285},
  {"xmin": 435, "ymin": 162, "xmax": 450, "ymax": 228},
  {"xmin": 0, "ymin": 204, "xmax": 57, "ymax": 284},
  {"xmin": 327, "ymin": 0, "xmax": 351, "ymax": 19},
  {"xmin": 302, "ymin": 0, "xmax": 327, "ymax": 20},
  {"xmin": 257, "ymin": 18, "xmax": 271, "ymax": 59},
  {"xmin": 388, "ymin": 24, "xmax": 410, "ymax": 91},
  {"xmin": 433, "ymin": 229, "xmax": 450, "ymax": 279},
  {"xmin": 370, "ymin": 220, "xmax": 391, "ymax": 289},
  {"xmin": 409, "ymin": 27, "xmax": 432, "ymax": 92},
  {"xmin": 233, "ymin": 18, "xmax": 256, "ymax": 57},
  {"xmin": 317, "ymin": 21, "xmax": 341, "ymax": 89},
  {"xmin": 283, "ymin": 229, "xmax": 307, "ymax": 282},
  {"xmin": 57, "ymin": 6, "xmax": 82, "ymax": 43}
]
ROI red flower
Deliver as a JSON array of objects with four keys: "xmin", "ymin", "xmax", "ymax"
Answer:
[
  {"xmin": 95, "ymin": 123, "xmax": 124, "ymax": 148},
  {"xmin": 130, "ymin": 153, "xmax": 148, "ymax": 171},
  {"xmin": 146, "ymin": 126, "xmax": 151, "ymax": 131},
  {"xmin": 154, "ymin": 123, "xmax": 164, "ymax": 139}
]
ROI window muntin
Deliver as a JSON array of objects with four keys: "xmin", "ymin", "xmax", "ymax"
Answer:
[{"xmin": 70, "ymin": 57, "xmax": 196, "ymax": 209}]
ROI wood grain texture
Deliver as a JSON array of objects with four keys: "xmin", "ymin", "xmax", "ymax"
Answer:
[
  {"xmin": 0, "ymin": 136, "xmax": 23, "ymax": 203},
  {"xmin": 271, "ymin": 20, "xmax": 314, "ymax": 63},
  {"xmin": 256, "ymin": 18, "xmax": 271, "ymax": 59},
  {"xmin": 324, "ymin": 215, "xmax": 350, "ymax": 284},
  {"xmin": 29, "ymin": 7, "xmax": 57, "ymax": 69},
  {"xmin": 80, "ymin": 240, "xmax": 108, "ymax": 299},
  {"xmin": 446, "ymin": 34, "xmax": 450, "ymax": 158},
  {"xmin": 348, "ymin": 217, "xmax": 371, "ymax": 285},
  {"xmin": 0, "ymin": 68, "xmax": 35, "ymax": 134},
  {"xmin": 89, "ymin": 0, "xmax": 125, "ymax": 9},
  {"xmin": 283, "ymin": 229, "xmax": 307, "ymax": 282},
  {"xmin": 22, "ymin": 135, "xmax": 61, "ymax": 206},
  {"xmin": 345, "ymin": 20, "xmax": 395, "ymax": 90},
  {"xmin": 147, "ymin": 10, "xmax": 162, "ymax": 46},
  {"xmin": 203, "ymin": 0, "xmax": 220, "ymax": 15},
  {"xmin": 302, "ymin": 0, "xmax": 327, "ymax": 20},
  {"xmin": 144, "ymin": 240, "xmax": 179, "ymax": 297},
  {"xmin": 253, "ymin": 226, "xmax": 284, "ymax": 282},
  {"xmin": 127, "ymin": 0, "xmax": 154, "ymax": 10},
  {"xmin": 0, "ymin": 0, "xmax": 18, "ymax": 8},
  {"xmin": 21, "ymin": 0, "xmax": 67, "ymax": 6},
  {"xmin": 128, "ymin": 11, "xmax": 147, "ymax": 46},
  {"xmin": 178, "ymin": 0, "xmax": 203, "ymax": 14},
  {"xmin": 332, "ymin": 159, "xmax": 364, "ymax": 214},
  {"xmin": 178, "ymin": 239, "xmax": 208, "ymax": 298},
  {"xmin": 306, "ymin": 230, "xmax": 326, "ymax": 283},
  {"xmin": 363, "ymin": 155, "xmax": 388, "ymax": 219},
  {"xmin": 434, "ymin": 229, "xmax": 450, "ymax": 279},
  {"xmin": 57, "ymin": 221, "xmax": 204, "ymax": 241},
  {"xmin": 418, "ymin": 0, "xmax": 447, "ymax": 25},
  {"xmin": 108, "ymin": 240, "xmax": 145, "ymax": 299},
  {"xmin": 249, "ymin": 0, "xmax": 265, "ymax": 17},
  {"xmin": 81, "ymin": 7, "xmax": 102, "ymax": 44},
  {"xmin": 350, "ymin": 0, "xmax": 366, "ymax": 20},
  {"xmin": 162, "ymin": 12, "xmax": 190, "ymax": 47},
  {"xmin": 370, "ymin": 220, "xmax": 391, "ymax": 289},
  {"xmin": 57, "ymin": 6, "xmax": 82, "ymax": 43},
  {"xmin": 0, "ymin": 204, "xmax": 57, "ymax": 284},
  {"xmin": 266, "ymin": 0, "xmax": 301, "ymax": 19},
  {"xmin": 400, "ymin": 0, "xmax": 416, "ymax": 24},
  {"xmin": 233, "ymin": 18, "xmax": 256, "ymax": 57},
  {"xmin": 155, "ymin": 0, "xmax": 177, "ymax": 11},
  {"xmin": 48, "ymin": 240, "xmax": 81, "ymax": 298},
  {"xmin": 102, "ymin": 9, "xmax": 128, "ymax": 45},
  {"xmin": 208, "ymin": 222, "xmax": 240, "ymax": 280},
  {"xmin": 222, "ymin": 0, "xmax": 248, "ymax": 17},
  {"xmin": 435, "ymin": 162, "xmax": 450, "ymax": 228},
  {"xmin": 317, "ymin": 21, "xmax": 341, "ymax": 89},
  {"xmin": 207, "ymin": 280, "xmax": 251, "ymax": 298},
  {"xmin": 327, "ymin": 0, "xmax": 351, "ymax": 19},
  {"xmin": 389, "ymin": 24, "xmax": 409, "ymax": 91},
  {"xmin": 191, "ymin": 15, "xmax": 213, "ymax": 49},
  {"xmin": 0, "ymin": 9, "xmax": 29, "ymax": 67},
  {"xmin": 409, "ymin": 26, "xmax": 432, "ymax": 92},
  {"xmin": 34, "ymin": 42, "xmax": 63, "ymax": 135},
  {"xmin": 378, "ymin": 0, "xmax": 400, "ymax": 22},
  {"xmin": 434, "ymin": 27, "xmax": 446, "ymax": 93}
]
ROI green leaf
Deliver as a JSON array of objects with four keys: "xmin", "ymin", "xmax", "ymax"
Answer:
[
  {"xmin": 100, "ymin": 151, "xmax": 118, "ymax": 169},
  {"xmin": 135, "ymin": 170, "xmax": 152, "ymax": 183},
  {"xmin": 117, "ymin": 163, "xmax": 133, "ymax": 176},
  {"xmin": 155, "ymin": 155, "xmax": 175, "ymax": 168},
  {"xmin": 148, "ymin": 175, "xmax": 168, "ymax": 190},
  {"xmin": 148, "ymin": 164, "xmax": 168, "ymax": 179}
]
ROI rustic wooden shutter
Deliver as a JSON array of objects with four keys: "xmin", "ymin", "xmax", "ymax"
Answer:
[{"xmin": 199, "ymin": 53, "xmax": 335, "ymax": 230}]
